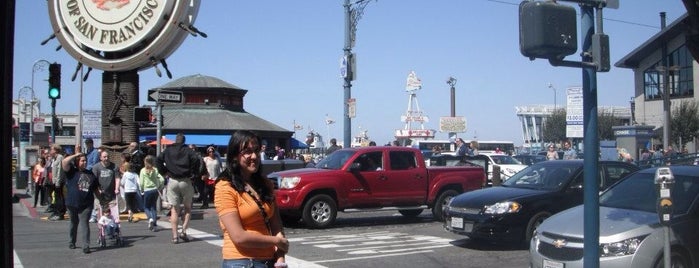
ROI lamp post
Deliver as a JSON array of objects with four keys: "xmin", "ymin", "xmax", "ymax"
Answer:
[
  {"xmin": 548, "ymin": 83, "xmax": 558, "ymax": 110},
  {"xmin": 447, "ymin": 77, "xmax": 457, "ymax": 140},
  {"xmin": 343, "ymin": 0, "xmax": 374, "ymax": 149},
  {"xmin": 546, "ymin": 83, "xmax": 559, "ymax": 149},
  {"xmin": 32, "ymin": 60, "xmax": 50, "ymax": 144},
  {"xmin": 18, "ymin": 86, "xmax": 36, "ymax": 144},
  {"xmin": 32, "ymin": 60, "xmax": 50, "ymax": 105}
]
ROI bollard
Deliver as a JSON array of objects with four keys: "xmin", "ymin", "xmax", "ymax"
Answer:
[{"xmin": 492, "ymin": 165, "xmax": 502, "ymax": 186}]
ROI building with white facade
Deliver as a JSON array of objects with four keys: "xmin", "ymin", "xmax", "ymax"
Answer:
[{"xmin": 516, "ymin": 104, "xmax": 631, "ymax": 153}]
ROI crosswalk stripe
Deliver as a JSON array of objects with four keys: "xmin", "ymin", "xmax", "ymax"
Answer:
[{"xmin": 156, "ymin": 220, "xmax": 326, "ymax": 268}]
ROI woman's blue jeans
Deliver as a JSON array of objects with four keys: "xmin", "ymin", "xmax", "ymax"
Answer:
[{"xmin": 222, "ymin": 259, "xmax": 273, "ymax": 268}]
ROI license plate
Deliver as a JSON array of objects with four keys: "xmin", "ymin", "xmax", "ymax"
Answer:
[
  {"xmin": 543, "ymin": 259, "xmax": 564, "ymax": 268},
  {"xmin": 450, "ymin": 217, "xmax": 463, "ymax": 228},
  {"xmin": 450, "ymin": 217, "xmax": 473, "ymax": 232}
]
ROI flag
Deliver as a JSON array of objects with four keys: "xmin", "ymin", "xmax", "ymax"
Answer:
[
  {"xmin": 325, "ymin": 114, "xmax": 335, "ymax": 125},
  {"xmin": 294, "ymin": 124, "xmax": 303, "ymax": 130}
]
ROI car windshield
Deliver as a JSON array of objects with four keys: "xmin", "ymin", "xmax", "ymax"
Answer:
[
  {"xmin": 501, "ymin": 162, "xmax": 578, "ymax": 190},
  {"xmin": 600, "ymin": 173, "xmax": 699, "ymax": 214},
  {"xmin": 490, "ymin": 155, "xmax": 523, "ymax": 165},
  {"xmin": 314, "ymin": 150, "xmax": 354, "ymax": 170}
]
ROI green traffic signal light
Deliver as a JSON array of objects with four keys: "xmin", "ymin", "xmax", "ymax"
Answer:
[
  {"xmin": 49, "ymin": 87, "xmax": 60, "ymax": 99},
  {"xmin": 48, "ymin": 63, "xmax": 61, "ymax": 99}
]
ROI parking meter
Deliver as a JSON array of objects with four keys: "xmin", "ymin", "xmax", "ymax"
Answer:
[
  {"xmin": 654, "ymin": 167, "xmax": 674, "ymax": 268},
  {"xmin": 654, "ymin": 167, "xmax": 674, "ymax": 226}
]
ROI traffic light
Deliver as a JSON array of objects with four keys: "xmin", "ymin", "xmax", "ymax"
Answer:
[{"xmin": 48, "ymin": 63, "xmax": 61, "ymax": 99}]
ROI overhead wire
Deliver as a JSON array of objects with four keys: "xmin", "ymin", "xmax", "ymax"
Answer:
[{"xmin": 482, "ymin": 0, "xmax": 661, "ymax": 29}]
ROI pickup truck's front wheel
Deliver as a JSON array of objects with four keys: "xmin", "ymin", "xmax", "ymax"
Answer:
[
  {"xmin": 432, "ymin": 189, "xmax": 459, "ymax": 222},
  {"xmin": 302, "ymin": 194, "xmax": 337, "ymax": 229}
]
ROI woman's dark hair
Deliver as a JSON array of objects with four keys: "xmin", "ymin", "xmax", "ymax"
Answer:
[{"xmin": 218, "ymin": 130, "xmax": 272, "ymax": 202}]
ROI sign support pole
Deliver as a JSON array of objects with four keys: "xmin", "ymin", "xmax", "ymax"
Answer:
[{"xmin": 156, "ymin": 91, "xmax": 162, "ymax": 156}]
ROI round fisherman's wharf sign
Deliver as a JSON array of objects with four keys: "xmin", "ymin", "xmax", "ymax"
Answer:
[
  {"xmin": 48, "ymin": 0, "xmax": 201, "ymax": 71},
  {"xmin": 59, "ymin": 0, "xmax": 173, "ymax": 52}
]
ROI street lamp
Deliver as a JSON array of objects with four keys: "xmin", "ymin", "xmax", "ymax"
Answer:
[
  {"xmin": 343, "ymin": 0, "xmax": 374, "ymax": 149},
  {"xmin": 18, "ymin": 86, "xmax": 36, "ymax": 144},
  {"xmin": 548, "ymin": 83, "xmax": 558, "ymax": 110},
  {"xmin": 447, "ymin": 77, "xmax": 457, "ymax": 117},
  {"xmin": 447, "ymin": 77, "xmax": 457, "ymax": 140},
  {"xmin": 32, "ymin": 60, "xmax": 50, "ymax": 106}
]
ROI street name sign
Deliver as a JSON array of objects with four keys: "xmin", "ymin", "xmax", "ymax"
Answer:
[{"xmin": 148, "ymin": 90, "xmax": 183, "ymax": 104}]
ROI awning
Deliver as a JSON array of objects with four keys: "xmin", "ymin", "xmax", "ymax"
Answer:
[
  {"xmin": 291, "ymin": 138, "xmax": 308, "ymax": 149},
  {"xmin": 139, "ymin": 134, "xmax": 231, "ymax": 146},
  {"xmin": 147, "ymin": 136, "xmax": 174, "ymax": 146}
]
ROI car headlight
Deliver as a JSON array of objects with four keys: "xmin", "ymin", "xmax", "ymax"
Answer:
[
  {"xmin": 483, "ymin": 201, "xmax": 522, "ymax": 214},
  {"xmin": 600, "ymin": 236, "xmax": 647, "ymax": 257},
  {"xmin": 279, "ymin": 176, "xmax": 301, "ymax": 189}
]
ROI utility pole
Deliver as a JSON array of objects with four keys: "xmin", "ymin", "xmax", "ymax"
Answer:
[
  {"xmin": 658, "ymin": 12, "xmax": 675, "ymax": 151},
  {"xmin": 447, "ymin": 77, "xmax": 457, "ymax": 140},
  {"xmin": 343, "ymin": 0, "xmax": 373, "ymax": 148}
]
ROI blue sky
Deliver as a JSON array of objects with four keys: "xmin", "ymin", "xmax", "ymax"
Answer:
[{"xmin": 13, "ymin": 1, "xmax": 689, "ymax": 146}]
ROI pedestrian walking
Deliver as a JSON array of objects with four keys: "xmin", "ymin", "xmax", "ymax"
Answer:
[
  {"xmin": 119, "ymin": 162, "xmax": 140, "ymax": 223},
  {"xmin": 156, "ymin": 133, "xmax": 201, "ymax": 244},
  {"xmin": 90, "ymin": 151, "xmax": 120, "ymax": 223},
  {"xmin": 62, "ymin": 151, "xmax": 100, "ymax": 254},
  {"xmin": 326, "ymin": 138, "xmax": 340, "ymax": 155},
  {"xmin": 201, "ymin": 146, "xmax": 223, "ymax": 209},
  {"xmin": 546, "ymin": 145, "xmax": 559, "ymax": 160},
  {"xmin": 139, "ymin": 155, "xmax": 165, "ymax": 231},
  {"xmin": 49, "ymin": 144, "xmax": 67, "ymax": 221},
  {"xmin": 562, "ymin": 140, "xmax": 577, "ymax": 160}
]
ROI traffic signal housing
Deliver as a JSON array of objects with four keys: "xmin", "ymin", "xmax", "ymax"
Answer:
[
  {"xmin": 519, "ymin": 1, "xmax": 577, "ymax": 60},
  {"xmin": 48, "ymin": 63, "xmax": 61, "ymax": 99},
  {"xmin": 134, "ymin": 107, "xmax": 153, "ymax": 122}
]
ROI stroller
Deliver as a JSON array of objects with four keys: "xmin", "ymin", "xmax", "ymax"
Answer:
[{"xmin": 96, "ymin": 199, "xmax": 124, "ymax": 248}]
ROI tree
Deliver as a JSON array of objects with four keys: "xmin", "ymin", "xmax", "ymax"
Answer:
[
  {"xmin": 543, "ymin": 108, "xmax": 567, "ymax": 144},
  {"xmin": 544, "ymin": 109, "xmax": 625, "ymax": 143},
  {"xmin": 598, "ymin": 112, "xmax": 625, "ymax": 140},
  {"xmin": 671, "ymin": 100, "xmax": 699, "ymax": 149}
]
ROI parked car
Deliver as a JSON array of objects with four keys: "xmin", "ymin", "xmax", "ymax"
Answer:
[
  {"xmin": 443, "ymin": 160, "xmax": 639, "ymax": 245},
  {"xmin": 481, "ymin": 153, "xmax": 528, "ymax": 181},
  {"xmin": 513, "ymin": 154, "xmax": 547, "ymax": 166},
  {"xmin": 530, "ymin": 165, "xmax": 699, "ymax": 268}
]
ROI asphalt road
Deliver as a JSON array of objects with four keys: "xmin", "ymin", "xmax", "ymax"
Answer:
[{"xmin": 11, "ymin": 192, "xmax": 529, "ymax": 267}]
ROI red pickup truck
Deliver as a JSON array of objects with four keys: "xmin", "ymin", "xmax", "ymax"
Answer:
[{"xmin": 268, "ymin": 146, "xmax": 486, "ymax": 228}]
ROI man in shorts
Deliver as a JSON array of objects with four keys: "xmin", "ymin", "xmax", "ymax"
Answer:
[{"xmin": 156, "ymin": 133, "xmax": 201, "ymax": 244}]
